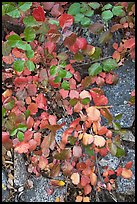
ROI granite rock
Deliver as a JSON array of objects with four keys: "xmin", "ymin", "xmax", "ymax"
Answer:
[{"xmin": 2, "ymin": 170, "xmax": 10, "ymax": 202}]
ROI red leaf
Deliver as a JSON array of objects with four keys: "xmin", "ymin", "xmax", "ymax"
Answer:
[
  {"xmin": 32, "ymin": 6, "xmax": 46, "ymax": 22},
  {"xmin": 70, "ymin": 118, "xmax": 80, "ymax": 128},
  {"xmin": 81, "ymin": 175, "xmax": 90, "ymax": 187},
  {"xmin": 61, "ymin": 161, "xmax": 73, "ymax": 176},
  {"xmin": 2, "ymin": 54, "xmax": 14, "ymax": 64},
  {"xmin": 116, "ymin": 166, "xmax": 122, "ymax": 176},
  {"xmin": 2, "ymin": 132, "xmax": 10, "ymax": 143},
  {"xmin": 95, "ymin": 76, "xmax": 105, "ymax": 86},
  {"xmin": 112, "ymin": 51, "xmax": 120, "ymax": 62},
  {"xmin": 121, "ymin": 168, "xmax": 132, "ymax": 179},
  {"xmin": 38, "ymin": 156, "xmax": 48, "ymax": 170},
  {"xmin": 27, "ymin": 84, "xmax": 37, "ymax": 96},
  {"xmin": 98, "ymin": 126, "xmax": 108, "ymax": 135},
  {"xmin": 42, "ymin": 2, "xmax": 55, "ymax": 11},
  {"xmin": 73, "ymin": 146, "xmax": 82, "ymax": 158},
  {"xmin": 48, "ymin": 115, "xmax": 57, "ymax": 125},
  {"xmin": 14, "ymin": 142, "xmax": 30, "ymax": 154},
  {"xmin": 124, "ymin": 38, "xmax": 135, "ymax": 49},
  {"xmin": 74, "ymin": 71, "xmax": 81, "ymax": 82},
  {"xmin": 105, "ymin": 73, "xmax": 114, "ymax": 84},
  {"xmin": 92, "ymin": 94, "xmax": 108, "ymax": 106},
  {"xmin": 69, "ymin": 41, "xmax": 79, "ymax": 54},
  {"xmin": 34, "ymin": 132, "xmax": 41, "ymax": 146},
  {"xmin": 69, "ymin": 78, "xmax": 76, "ymax": 89},
  {"xmin": 24, "ymin": 130, "xmax": 33, "ymax": 142},
  {"xmin": 26, "ymin": 116, "xmax": 34, "ymax": 129},
  {"xmin": 99, "ymin": 147, "xmax": 108, "ymax": 157},
  {"xmin": 84, "ymin": 184, "xmax": 92, "ymax": 195},
  {"xmin": 69, "ymin": 90, "xmax": 79, "ymax": 99},
  {"xmin": 76, "ymin": 37, "xmax": 87, "ymax": 50},
  {"xmin": 45, "ymin": 41, "xmax": 56, "ymax": 54},
  {"xmin": 79, "ymin": 90, "xmax": 91, "ymax": 100},
  {"xmin": 28, "ymin": 139, "xmax": 37, "ymax": 151},
  {"xmin": 125, "ymin": 161, "xmax": 133, "ymax": 169},
  {"xmin": 35, "ymin": 93, "xmax": 47, "ymax": 110},
  {"xmin": 59, "ymin": 89, "xmax": 69, "ymax": 99},
  {"xmin": 59, "ymin": 13, "xmax": 74, "ymax": 30},
  {"xmin": 76, "ymin": 162, "xmax": 86, "ymax": 171},
  {"xmin": 50, "ymin": 4, "xmax": 64, "ymax": 17},
  {"xmin": 113, "ymin": 43, "xmax": 118, "ymax": 50},
  {"xmin": 106, "ymin": 130, "xmax": 112, "ymax": 138},
  {"xmin": 86, "ymin": 106, "xmax": 100, "ymax": 121},
  {"xmin": 74, "ymin": 101, "xmax": 83, "ymax": 113},
  {"xmin": 28, "ymin": 103, "xmax": 38, "ymax": 115}
]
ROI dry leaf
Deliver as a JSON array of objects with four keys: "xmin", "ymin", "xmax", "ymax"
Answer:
[
  {"xmin": 83, "ymin": 196, "xmax": 90, "ymax": 202},
  {"xmin": 75, "ymin": 195, "xmax": 83, "ymax": 202}
]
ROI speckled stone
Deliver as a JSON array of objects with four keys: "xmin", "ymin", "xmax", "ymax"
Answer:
[
  {"xmin": 121, "ymin": 130, "xmax": 135, "ymax": 142},
  {"xmin": 19, "ymin": 175, "xmax": 66, "ymax": 202},
  {"xmin": 116, "ymin": 149, "xmax": 135, "ymax": 195},
  {"xmin": 2, "ymin": 170, "xmax": 10, "ymax": 202},
  {"xmin": 99, "ymin": 153, "xmax": 120, "ymax": 170},
  {"xmin": 14, "ymin": 152, "xmax": 28, "ymax": 187}
]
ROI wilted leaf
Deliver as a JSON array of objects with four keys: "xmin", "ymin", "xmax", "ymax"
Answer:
[
  {"xmin": 109, "ymin": 142, "xmax": 117, "ymax": 156},
  {"xmin": 121, "ymin": 168, "xmax": 132, "ymax": 179},
  {"xmin": 71, "ymin": 172, "xmax": 80, "ymax": 185},
  {"xmin": 89, "ymin": 23, "xmax": 104, "ymax": 34},
  {"xmin": 2, "ymin": 54, "xmax": 14, "ymax": 64},
  {"xmin": 61, "ymin": 161, "xmax": 73, "ymax": 176},
  {"xmin": 83, "ymin": 197, "xmax": 90, "ymax": 202},
  {"xmin": 54, "ymin": 149, "xmax": 71, "ymax": 160},
  {"xmin": 99, "ymin": 31, "xmax": 113, "ymax": 44},
  {"xmin": 50, "ymin": 164, "xmax": 60, "ymax": 178},
  {"xmin": 124, "ymin": 38, "xmax": 135, "ymax": 49},
  {"xmin": 100, "ymin": 108, "xmax": 113, "ymax": 124},
  {"xmin": 79, "ymin": 90, "xmax": 91, "ymax": 100}
]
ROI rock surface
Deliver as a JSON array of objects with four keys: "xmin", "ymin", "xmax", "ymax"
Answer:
[
  {"xmin": 2, "ymin": 170, "xmax": 10, "ymax": 202},
  {"xmin": 18, "ymin": 175, "xmax": 66, "ymax": 202},
  {"xmin": 14, "ymin": 152, "xmax": 28, "ymax": 188}
]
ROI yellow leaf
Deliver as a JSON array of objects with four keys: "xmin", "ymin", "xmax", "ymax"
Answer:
[
  {"xmin": 50, "ymin": 179, "xmax": 65, "ymax": 186},
  {"xmin": 2, "ymin": 183, "xmax": 6, "ymax": 190},
  {"xmin": 55, "ymin": 197, "xmax": 60, "ymax": 202}
]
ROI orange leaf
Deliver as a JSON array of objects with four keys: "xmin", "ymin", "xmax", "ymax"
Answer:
[
  {"xmin": 75, "ymin": 195, "xmax": 83, "ymax": 202},
  {"xmin": 90, "ymin": 172, "xmax": 97, "ymax": 186},
  {"xmin": 121, "ymin": 168, "xmax": 133, "ymax": 179},
  {"xmin": 82, "ymin": 133, "xmax": 94, "ymax": 146},
  {"xmin": 38, "ymin": 156, "xmax": 48, "ymax": 170},
  {"xmin": 98, "ymin": 126, "xmax": 108, "ymax": 135},
  {"xmin": 124, "ymin": 38, "xmax": 135, "ymax": 49},
  {"xmin": 27, "ymin": 103, "xmax": 38, "ymax": 115},
  {"xmin": 94, "ymin": 135, "xmax": 106, "ymax": 147},
  {"xmin": 71, "ymin": 172, "xmax": 80, "ymax": 185},
  {"xmin": 125, "ymin": 161, "xmax": 133, "ymax": 169},
  {"xmin": 83, "ymin": 197, "xmax": 90, "ymax": 202},
  {"xmin": 86, "ymin": 106, "xmax": 100, "ymax": 121}
]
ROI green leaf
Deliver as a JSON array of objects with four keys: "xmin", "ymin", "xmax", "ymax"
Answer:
[
  {"xmin": 3, "ymin": 98, "xmax": 15, "ymax": 110},
  {"xmin": 80, "ymin": 2, "xmax": 89, "ymax": 13},
  {"xmin": 3, "ymin": 4, "xmax": 20, "ymax": 18},
  {"xmin": 90, "ymin": 47, "xmax": 102, "ymax": 60},
  {"xmin": 18, "ymin": 2, "xmax": 32, "ymax": 12},
  {"xmin": 16, "ymin": 41, "xmax": 30, "ymax": 50},
  {"xmin": 102, "ymin": 3, "xmax": 113, "ymax": 11},
  {"xmin": 101, "ymin": 10, "xmax": 113, "ymax": 21},
  {"xmin": 25, "ymin": 60, "xmax": 35, "ymax": 71},
  {"xmin": 74, "ymin": 13, "xmax": 84, "ymax": 23},
  {"xmin": 25, "ymin": 49, "xmax": 34, "ymax": 59},
  {"xmin": 81, "ymin": 17, "xmax": 91, "ymax": 27},
  {"xmin": 85, "ymin": 9, "xmax": 94, "ymax": 17},
  {"xmin": 54, "ymin": 149, "xmax": 71, "ymax": 160},
  {"xmin": 84, "ymin": 145, "xmax": 94, "ymax": 156},
  {"xmin": 114, "ymin": 113, "xmax": 123, "ymax": 120},
  {"xmin": 17, "ymin": 124, "xmax": 27, "ymax": 132},
  {"xmin": 101, "ymin": 108, "xmax": 113, "ymax": 124},
  {"xmin": 88, "ymin": 2, "xmax": 100, "ymax": 9},
  {"xmin": 14, "ymin": 60, "xmax": 25, "ymax": 72},
  {"xmin": 65, "ymin": 71, "xmax": 73, "ymax": 79},
  {"xmin": 59, "ymin": 61, "xmax": 67, "ymax": 68},
  {"xmin": 61, "ymin": 81, "xmax": 70, "ymax": 90},
  {"xmin": 69, "ymin": 98, "xmax": 79, "ymax": 106},
  {"xmin": 54, "ymin": 76, "xmax": 62, "ymax": 83},
  {"xmin": 112, "ymin": 122, "xmax": 121, "ymax": 131},
  {"xmin": 112, "ymin": 6, "xmax": 124, "ymax": 17},
  {"xmin": 24, "ymin": 27, "xmax": 36, "ymax": 42},
  {"xmin": 50, "ymin": 65, "xmax": 58, "ymax": 76},
  {"xmin": 10, "ymin": 128, "xmax": 18, "ymax": 136},
  {"xmin": 129, "ymin": 96, "xmax": 135, "ymax": 104},
  {"xmin": 48, "ymin": 19, "xmax": 59, "ymax": 26},
  {"xmin": 24, "ymin": 110, "xmax": 30, "ymax": 119},
  {"xmin": 68, "ymin": 3, "xmax": 81, "ymax": 15},
  {"xmin": 68, "ymin": 136, "xmax": 77, "ymax": 145},
  {"xmin": 81, "ymin": 97, "xmax": 90, "ymax": 105},
  {"xmin": 88, "ymin": 63, "xmax": 102, "ymax": 76},
  {"xmin": 57, "ymin": 52, "xmax": 68, "ymax": 61},
  {"xmin": 74, "ymin": 52, "xmax": 84, "ymax": 61},
  {"xmin": 58, "ymin": 69, "xmax": 67, "ymax": 78},
  {"xmin": 23, "ymin": 16, "xmax": 39, "ymax": 27},
  {"xmin": 2, "ymin": 107, "xmax": 6, "ymax": 118},
  {"xmin": 115, "ymin": 147, "xmax": 125, "ymax": 158},
  {"xmin": 17, "ymin": 131, "xmax": 24, "ymax": 142},
  {"xmin": 7, "ymin": 34, "xmax": 22, "ymax": 47},
  {"xmin": 102, "ymin": 58, "xmax": 118, "ymax": 72}
]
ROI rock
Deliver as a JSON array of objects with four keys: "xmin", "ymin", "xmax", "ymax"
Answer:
[
  {"xmin": 2, "ymin": 170, "xmax": 10, "ymax": 202},
  {"xmin": 116, "ymin": 149, "xmax": 135, "ymax": 195},
  {"xmin": 19, "ymin": 175, "xmax": 66, "ymax": 202},
  {"xmin": 121, "ymin": 130, "xmax": 135, "ymax": 143},
  {"xmin": 101, "ymin": 59, "xmax": 135, "ymax": 128},
  {"xmin": 99, "ymin": 153, "xmax": 120, "ymax": 170},
  {"xmin": 14, "ymin": 152, "xmax": 28, "ymax": 188}
]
